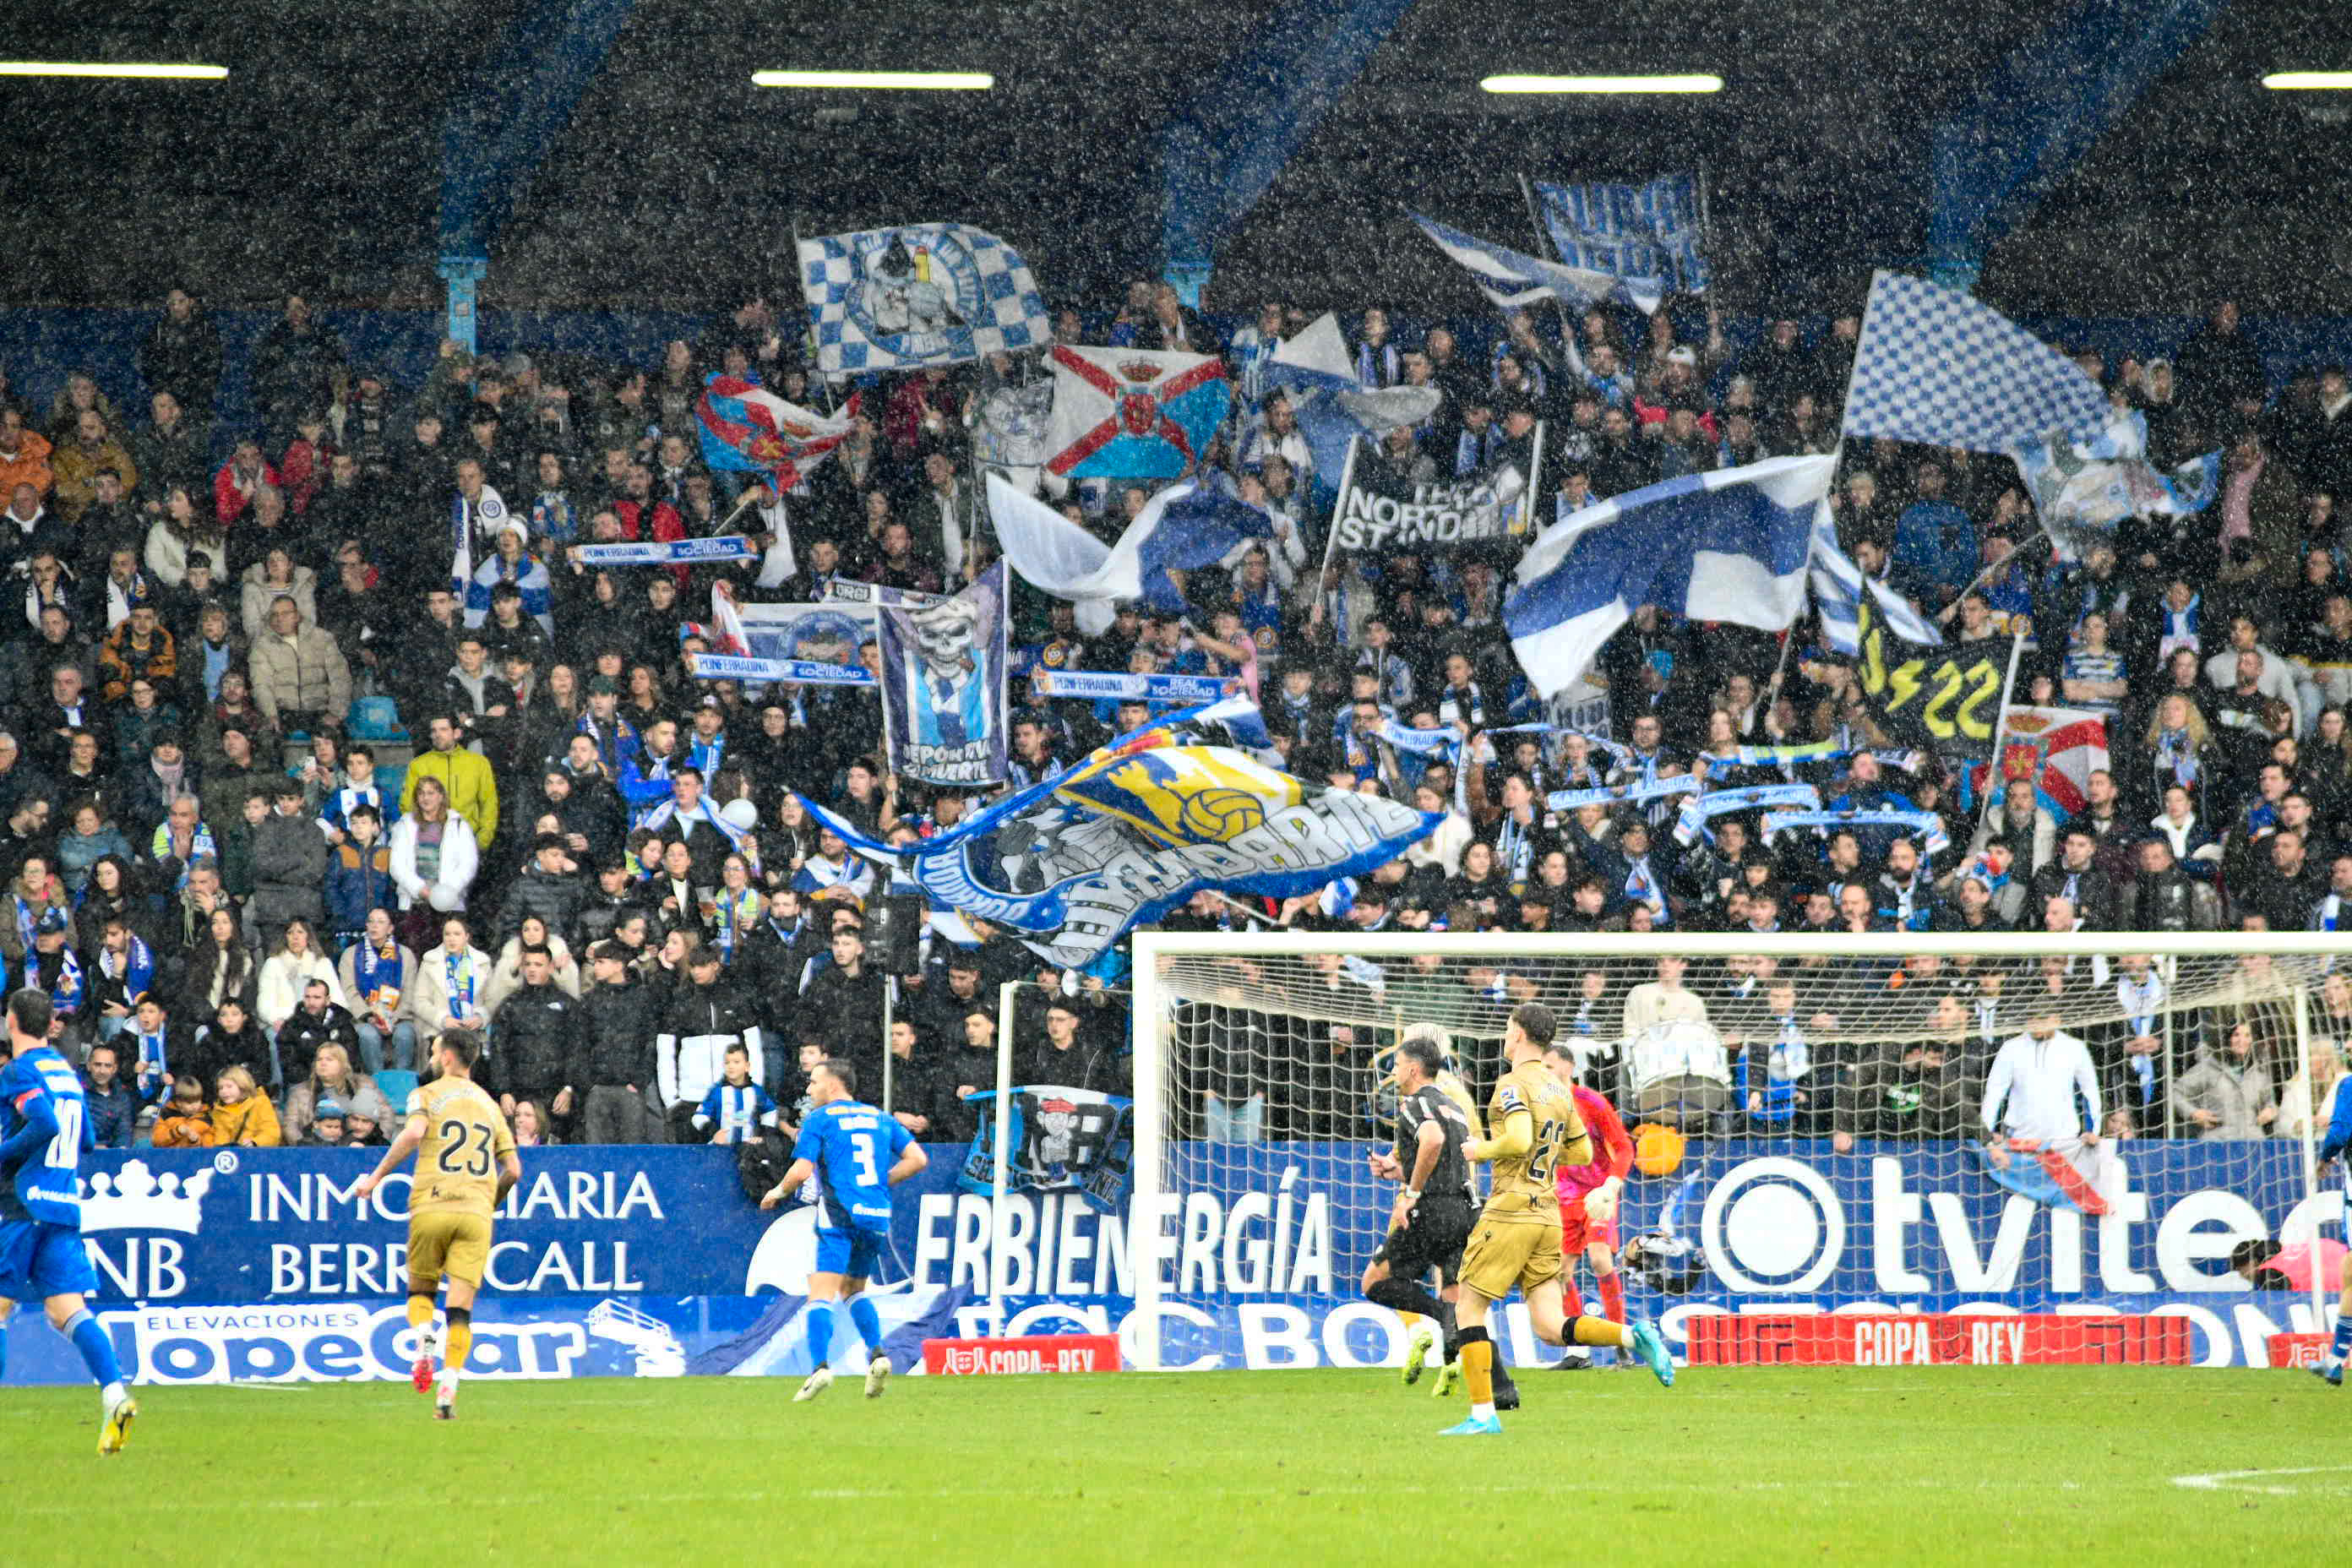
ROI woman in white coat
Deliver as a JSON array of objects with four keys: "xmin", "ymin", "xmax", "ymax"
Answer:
[
  {"xmin": 389, "ymin": 776, "xmax": 480, "ymax": 946},
  {"xmin": 255, "ymin": 917, "xmax": 350, "ymax": 1034},
  {"xmin": 410, "ymin": 913, "xmax": 495, "ymax": 1048}
]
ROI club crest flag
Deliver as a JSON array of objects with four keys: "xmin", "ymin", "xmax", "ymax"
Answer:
[
  {"xmin": 798, "ymin": 223, "xmax": 1050, "ymax": 373},
  {"xmin": 1995, "ymin": 704, "xmax": 2110, "ymax": 819},
  {"xmin": 1046, "ymin": 346, "xmax": 1232, "ymax": 480},
  {"xmin": 799, "ymin": 701, "xmax": 1438, "ymax": 965},
  {"xmin": 878, "ymin": 564, "xmax": 1009, "ymax": 787},
  {"xmin": 694, "ymin": 375, "xmax": 856, "ymax": 489}
]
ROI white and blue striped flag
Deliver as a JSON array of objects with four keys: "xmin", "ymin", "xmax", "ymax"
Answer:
[
  {"xmin": 1842, "ymin": 270, "xmax": 2110, "ymax": 452},
  {"xmin": 1809, "ymin": 504, "xmax": 1944, "ymax": 655},
  {"xmin": 1407, "ymin": 212, "xmax": 1624, "ymax": 316},
  {"xmin": 1504, "ymin": 455, "xmax": 1836, "ymax": 696}
]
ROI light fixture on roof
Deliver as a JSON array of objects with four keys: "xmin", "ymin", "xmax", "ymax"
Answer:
[
  {"xmin": 751, "ymin": 70, "xmax": 992, "ymax": 90},
  {"xmin": 0, "ymin": 62, "xmax": 227, "ymax": 79},
  {"xmin": 1482, "ymin": 74, "xmax": 1721, "ymax": 94},
  {"xmin": 2263, "ymin": 72, "xmax": 2352, "ymax": 90}
]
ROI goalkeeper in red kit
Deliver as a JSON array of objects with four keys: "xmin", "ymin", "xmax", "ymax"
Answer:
[{"xmin": 1545, "ymin": 1042, "xmax": 1634, "ymax": 1368}]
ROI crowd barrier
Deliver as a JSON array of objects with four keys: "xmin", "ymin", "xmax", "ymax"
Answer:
[{"xmin": 0, "ymin": 1140, "xmax": 2330, "ymax": 1382}]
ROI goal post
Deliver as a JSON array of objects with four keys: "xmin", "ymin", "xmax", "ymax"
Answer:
[{"xmin": 1130, "ymin": 929, "xmax": 2348, "ymax": 1372}]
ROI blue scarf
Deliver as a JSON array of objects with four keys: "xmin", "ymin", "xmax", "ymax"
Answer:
[
  {"xmin": 1673, "ymin": 783, "xmax": 1821, "ymax": 846},
  {"xmin": 444, "ymin": 948, "xmax": 477, "ymax": 1021},
  {"xmin": 26, "ymin": 946, "xmax": 83, "ymax": 1015}
]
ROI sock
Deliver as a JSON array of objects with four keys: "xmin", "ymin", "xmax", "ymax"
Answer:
[
  {"xmin": 1573, "ymin": 1315, "xmax": 1632, "ymax": 1349},
  {"xmin": 443, "ymin": 1308, "xmax": 472, "ymax": 1375},
  {"xmin": 1459, "ymin": 1327, "xmax": 1494, "ymax": 1416},
  {"xmin": 806, "ymin": 1300, "xmax": 836, "ymax": 1368},
  {"xmin": 1562, "ymin": 1273, "xmax": 1586, "ymax": 1317},
  {"xmin": 1598, "ymin": 1271, "xmax": 1626, "ymax": 1325},
  {"xmin": 63, "ymin": 1309, "xmax": 124, "ymax": 1391},
  {"xmin": 847, "ymin": 1295, "xmax": 883, "ymax": 1357},
  {"xmin": 1396, "ymin": 1309, "xmax": 1423, "ymax": 1341},
  {"xmin": 0, "ymin": 1303, "xmax": 11, "ymax": 1380},
  {"xmin": 1489, "ymin": 1333, "xmax": 1518, "ymax": 1396},
  {"xmin": 1437, "ymin": 1298, "xmax": 1458, "ymax": 1362},
  {"xmin": 2331, "ymin": 1315, "xmax": 2352, "ymax": 1368},
  {"xmin": 1366, "ymin": 1277, "xmax": 1446, "ymax": 1323},
  {"xmin": 407, "ymin": 1294, "xmax": 438, "ymax": 1353}
]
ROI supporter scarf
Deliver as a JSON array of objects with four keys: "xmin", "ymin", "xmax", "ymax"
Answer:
[
  {"xmin": 357, "ymin": 939, "xmax": 401, "ymax": 1007},
  {"xmin": 1701, "ymin": 743, "xmax": 1919, "ymax": 774},
  {"xmin": 11, "ymin": 896, "xmax": 33, "ymax": 956},
  {"xmin": 687, "ymin": 735, "xmax": 726, "ymax": 776},
  {"xmin": 1622, "ymin": 856, "xmax": 1668, "ymax": 923},
  {"xmin": 2159, "ymin": 593, "xmax": 2200, "ymax": 659},
  {"xmin": 444, "ymin": 948, "xmax": 478, "ymax": 1021},
  {"xmin": 711, "ymin": 886, "xmax": 764, "ymax": 961},
  {"xmin": 100, "ymin": 934, "xmax": 154, "ymax": 1000},
  {"xmin": 1548, "ymin": 776, "xmax": 1697, "ymax": 813},
  {"xmin": 636, "ymin": 798, "xmax": 755, "ymax": 861},
  {"xmin": 135, "ymin": 1026, "xmax": 170, "ymax": 1093},
  {"xmin": 575, "ymin": 536, "xmax": 757, "ymax": 566},
  {"xmin": 2153, "ymin": 727, "xmax": 2200, "ymax": 787},
  {"xmin": 1673, "ymin": 782, "xmax": 1821, "ymax": 846},
  {"xmin": 1761, "ymin": 808, "xmax": 1952, "ymax": 857},
  {"xmin": 26, "ymin": 947, "xmax": 83, "ymax": 1015}
]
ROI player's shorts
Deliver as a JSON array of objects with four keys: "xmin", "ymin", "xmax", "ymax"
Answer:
[
  {"xmin": 0, "ymin": 1219, "xmax": 99, "ymax": 1302},
  {"xmin": 1371, "ymin": 1195, "xmax": 1473, "ymax": 1287},
  {"xmin": 406, "ymin": 1211, "xmax": 493, "ymax": 1295},
  {"xmin": 814, "ymin": 1222, "xmax": 888, "ymax": 1282},
  {"xmin": 1560, "ymin": 1195, "xmax": 1620, "ymax": 1255},
  {"xmin": 1458, "ymin": 1204, "xmax": 1564, "ymax": 1302}
]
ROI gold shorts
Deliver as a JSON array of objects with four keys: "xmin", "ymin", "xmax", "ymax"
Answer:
[
  {"xmin": 1457, "ymin": 1214, "xmax": 1563, "ymax": 1302},
  {"xmin": 406, "ymin": 1211, "xmax": 493, "ymax": 1293}
]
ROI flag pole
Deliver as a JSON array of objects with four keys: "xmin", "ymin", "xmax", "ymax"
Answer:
[
  {"xmin": 1518, "ymin": 173, "xmax": 1585, "ymax": 368},
  {"xmin": 1978, "ymin": 623, "xmax": 2030, "ymax": 823},
  {"xmin": 788, "ymin": 217, "xmax": 839, "ymax": 416},
  {"xmin": 1310, "ymin": 434, "xmax": 1360, "ymax": 642}
]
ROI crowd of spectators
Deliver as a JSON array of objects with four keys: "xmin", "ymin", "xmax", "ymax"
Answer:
[{"xmin": 0, "ymin": 275, "xmax": 2344, "ymax": 1154}]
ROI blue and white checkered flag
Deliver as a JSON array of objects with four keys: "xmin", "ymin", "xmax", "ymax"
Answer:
[
  {"xmin": 798, "ymin": 223, "xmax": 1050, "ymax": 374},
  {"xmin": 1842, "ymin": 270, "xmax": 2109, "ymax": 453}
]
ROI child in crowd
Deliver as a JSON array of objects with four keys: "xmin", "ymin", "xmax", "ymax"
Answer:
[
  {"xmin": 210, "ymin": 1064, "xmax": 284, "ymax": 1147},
  {"xmin": 152, "ymin": 1076, "xmax": 215, "ymax": 1148}
]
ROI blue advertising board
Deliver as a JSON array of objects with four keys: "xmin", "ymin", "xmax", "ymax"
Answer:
[{"xmin": 2, "ymin": 1140, "xmax": 2335, "ymax": 1383}]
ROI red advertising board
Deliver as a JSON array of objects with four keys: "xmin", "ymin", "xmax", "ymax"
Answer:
[
  {"xmin": 922, "ymin": 1334, "xmax": 1124, "ymax": 1375},
  {"xmin": 1687, "ymin": 1314, "xmax": 2194, "ymax": 1367},
  {"xmin": 2268, "ymin": 1333, "xmax": 2329, "ymax": 1370}
]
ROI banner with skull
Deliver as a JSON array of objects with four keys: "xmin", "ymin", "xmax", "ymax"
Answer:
[{"xmin": 875, "ymin": 563, "xmax": 1009, "ymax": 787}]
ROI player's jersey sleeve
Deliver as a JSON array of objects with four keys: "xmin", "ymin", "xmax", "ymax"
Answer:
[
  {"xmin": 885, "ymin": 1113, "xmax": 914, "ymax": 1160},
  {"xmin": 792, "ymin": 1112, "xmax": 825, "ymax": 1166}
]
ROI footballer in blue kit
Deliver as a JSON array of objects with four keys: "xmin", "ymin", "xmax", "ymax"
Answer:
[
  {"xmin": 0, "ymin": 988, "xmax": 137, "ymax": 1452},
  {"xmin": 759, "ymin": 1056, "xmax": 927, "ymax": 1402},
  {"xmin": 2311, "ymin": 1070, "xmax": 2352, "ymax": 1386}
]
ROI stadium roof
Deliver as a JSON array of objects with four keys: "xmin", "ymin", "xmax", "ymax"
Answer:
[{"xmin": 8, "ymin": 0, "xmax": 2352, "ymax": 313}]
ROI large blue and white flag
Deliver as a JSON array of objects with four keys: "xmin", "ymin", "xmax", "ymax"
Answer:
[
  {"xmin": 987, "ymin": 473, "xmax": 1274, "ymax": 634},
  {"xmin": 1264, "ymin": 313, "xmax": 1443, "ymax": 487},
  {"xmin": 1407, "ymin": 212, "xmax": 1625, "ymax": 316},
  {"xmin": 798, "ymin": 223, "xmax": 1050, "ymax": 373},
  {"xmin": 1842, "ymin": 270, "xmax": 2110, "ymax": 451},
  {"xmin": 1533, "ymin": 175, "xmax": 1705, "ymax": 307},
  {"xmin": 1505, "ymin": 454, "xmax": 1836, "ymax": 695},
  {"xmin": 2006, "ymin": 408, "xmax": 2223, "ymax": 562},
  {"xmin": 1810, "ymin": 504, "xmax": 1944, "ymax": 656},
  {"xmin": 800, "ymin": 701, "xmax": 1438, "ymax": 966},
  {"xmin": 877, "ymin": 564, "xmax": 1008, "ymax": 788}
]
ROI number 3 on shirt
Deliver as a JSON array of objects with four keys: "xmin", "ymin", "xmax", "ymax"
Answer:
[{"xmin": 848, "ymin": 1129, "xmax": 882, "ymax": 1188}]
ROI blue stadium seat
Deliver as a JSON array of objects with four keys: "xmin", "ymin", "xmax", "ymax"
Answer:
[
  {"xmin": 373, "ymin": 1069, "xmax": 420, "ymax": 1110},
  {"xmin": 348, "ymin": 695, "xmax": 405, "ymax": 743}
]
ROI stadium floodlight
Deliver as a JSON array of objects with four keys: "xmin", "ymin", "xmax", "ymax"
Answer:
[
  {"xmin": 751, "ymin": 70, "xmax": 993, "ymax": 90},
  {"xmin": 1482, "ymin": 74, "xmax": 1723, "ymax": 94},
  {"xmin": 1130, "ymin": 928, "xmax": 2345, "ymax": 1371},
  {"xmin": 0, "ymin": 62, "xmax": 227, "ymax": 79},
  {"xmin": 2263, "ymin": 72, "xmax": 2352, "ymax": 90}
]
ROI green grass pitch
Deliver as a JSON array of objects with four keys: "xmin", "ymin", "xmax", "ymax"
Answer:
[{"xmin": 4, "ymin": 1367, "xmax": 2339, "ymax": 1565}]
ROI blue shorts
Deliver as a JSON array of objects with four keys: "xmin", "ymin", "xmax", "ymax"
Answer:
[
  {"xmin": 0, "ymin": 1220, "xmax": 99, "ymax": 1304},
  {"xmin": 813, "ymin": 1223, "xmax": 887, "ymax": 1282}
]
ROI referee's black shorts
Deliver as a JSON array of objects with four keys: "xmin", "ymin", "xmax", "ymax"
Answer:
[{"xmin": 1372, "ymin": 1194, "xmax": 1474, "ymax": 1287}]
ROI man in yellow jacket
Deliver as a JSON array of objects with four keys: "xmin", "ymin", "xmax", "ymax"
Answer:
[{"xmin": 400, "ymin": 714, "xmax": 499, "ymax": 848}]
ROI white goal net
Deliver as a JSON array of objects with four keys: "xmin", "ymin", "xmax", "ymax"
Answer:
[{"xmin": 1129, "ymin": 931, "xmax": 2348, "ymax": 1371}]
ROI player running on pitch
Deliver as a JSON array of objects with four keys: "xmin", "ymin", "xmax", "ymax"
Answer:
[
  {"xmin": 1544, "ymin": 1039, "xmax": 1636, "ymax": 1369},
  {"xmin": 2310, "ymin": 1063, "xmax": 2352, "ymax": 1385},
  {"xmin": 0, "ymin": 988, "xmax": 137, "ymax": 1453},
  {"xmin": 1364, "ymin": 1026, "xmax": 1517, "ymax": 1408},
  {"xmin": 356, "ymin": 1028, "xmax": 520, "ymax": 1420},
  {"xmin": 760, "ymin": 1058, "xmax": 928, "ymax": 1402},
  {"xmin": 1443, "ymin": 1001, "xmax": 1673, "ymax": 1436}
]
